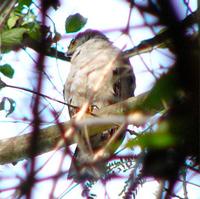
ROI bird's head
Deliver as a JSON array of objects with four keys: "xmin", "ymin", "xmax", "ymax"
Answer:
[{"xmin": 66, "ymin": 29, "xmax": 109, "ymax": 60}]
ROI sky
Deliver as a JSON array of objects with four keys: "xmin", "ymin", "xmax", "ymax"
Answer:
[{"xmin": 0, "ymin": 0, "xmax": 198, "ymax": 198}]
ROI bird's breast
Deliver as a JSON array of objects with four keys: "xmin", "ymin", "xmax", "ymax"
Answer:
[
  {"xmin": 65, "ymin": 63, "xmax": 115, "ymax": 109},
  {"xmin": 64, "ymin": 39, "xmax": 121, "ymax": 109}
]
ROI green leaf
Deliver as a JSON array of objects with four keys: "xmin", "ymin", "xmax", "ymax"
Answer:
[
  {"xmin": 7, "ymin": 14, "xmax": 20, "ymax": 29},
  {"xmin": 21, "ymin": 10, "xmax": 36, "ymax": 26},
  {"xmin": 65, "ymin": 13, "xmax": 87, "ymax": 33},
  {"xmin": 16, "ymin": 0, "xmax": 32, "ymax": 11},
  {"xmin": 1, "ymin": 28, "xmax": 28, "ymax": 53},
  {"xmin": 139, "ymin": 68, "xmax": 180, "ymax": 113},
  {"xmin": 18, "ymin": 0, "xmax": 32, "ymax": 7},
  {"xmin": 0, "ymin": 64, "xmax": 14, "ymax": 78},
  {"xmin": 126, "ymin": 132, "xmax": 175, "ymax": 149},
  {"xmin": 126, "ymin": 119, "xmax": 177, "ymax": 149},
  {"xmin": 0, "ymin": 97, "xmax": 16, "ymax": 117},
  {"xmin": 26, "ymin": 22, "xmax": 42, "ymax": 41}
]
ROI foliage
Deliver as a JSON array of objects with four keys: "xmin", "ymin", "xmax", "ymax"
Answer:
[
  {"xmin": 0, "ymin": 5, "xmax": 42, "ymax": 53},
  {"xmin": 0, "ymin": 64, "xmax": 15, "ymax": 116},
  {"xmin": 0, "ymin": 97, "xmax": 16, "ymax": 116},
  {"xmin": 0, "ymin": 0, "xmax": 199, "ymax": 199},
  {"xmin": 0, "ymin": 64, "xmax": 14, "ymax": 78},
  {"xmin": 65, "ymin": 13, "xmax": 87, "ymax": 33}
]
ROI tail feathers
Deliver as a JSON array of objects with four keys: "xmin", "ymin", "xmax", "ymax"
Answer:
[
  {"xmin": 67, "ymin": 128, "xmax": 125, "ymax": 182},
  {"xmin": 67, "ymin": 147, "xmax": 106, "ymax": 182}
]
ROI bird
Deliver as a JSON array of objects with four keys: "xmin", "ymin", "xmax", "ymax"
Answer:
[{"xmin": 64, "ymin": 29, "xmax": 136, "ymax": 182}]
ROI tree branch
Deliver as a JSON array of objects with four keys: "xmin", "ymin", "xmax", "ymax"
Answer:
[
  {"xmin": 0, "ymin": 9, "xmax": 198, "ymax": 61},
  {"xmin": 24, "ymin": 9, "xmax": 199, "ymax": 61},
  {"xmin": 0, "ymin": 91, "xmax": 161, "ymax": 165},
  {"xmin": 123, "ymin": 9, "xmax": 200, "ymax": 58},
  {"xmin": 23, "ymin": 37, "xmax": 70, "ymax": 61}
]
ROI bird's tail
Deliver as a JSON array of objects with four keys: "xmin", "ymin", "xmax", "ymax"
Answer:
[
  {"xmin": 67, "ymin": 128, "xmax": 125, "ymax": 182},
  {"xmin": 67, "ymin": 146, "xmax": 107, "ymax": 182}
]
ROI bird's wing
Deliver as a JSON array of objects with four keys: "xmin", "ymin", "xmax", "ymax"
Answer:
[{"xmin": 113, "ymin": 58, "xmax": 136, "ymax": 102}]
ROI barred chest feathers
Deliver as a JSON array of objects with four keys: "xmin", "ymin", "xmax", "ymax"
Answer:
[{"xmin": 64, "ymin": 38, "xmax": 123, "ymax": 109}]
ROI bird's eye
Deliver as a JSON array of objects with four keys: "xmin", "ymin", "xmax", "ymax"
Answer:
[{"xmin": 70, "ymin": 39, "xmax": 75, "ymax": 45}]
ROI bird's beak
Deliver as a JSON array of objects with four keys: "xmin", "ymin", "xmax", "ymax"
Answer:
[{"xmin": 65, "ymin": 51, "xmax": 72, "ymax": 61}]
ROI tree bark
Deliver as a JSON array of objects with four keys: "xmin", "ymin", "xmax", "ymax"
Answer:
[{"xmin": 0, "ymin": 91, "xmax": 161, "ymax": 165}]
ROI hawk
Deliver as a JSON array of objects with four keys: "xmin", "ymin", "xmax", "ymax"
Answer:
[{"xmin": 64, "ymin": 29, "xmax": 136, "ymax": 182}]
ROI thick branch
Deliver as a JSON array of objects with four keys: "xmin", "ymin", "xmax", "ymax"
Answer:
[
  {"xmin": 0, "ymin": 91, "xmax": 160, "ymax": 165},
  {"xmin": 123, "ymin": 9, "xmax": 200, "ymax": 58},
  {"xmin": 23, "ymin": 37, "xmax": 70, "ymax": 61}
]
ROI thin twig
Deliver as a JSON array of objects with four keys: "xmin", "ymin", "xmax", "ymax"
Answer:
[
  {"xmin": 5, "ymin": 83, "xmax": 77, "ymax": 109},
  {"xmin": 182, "ymin": 170, "xmax": 189, "ymax": 199}
]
